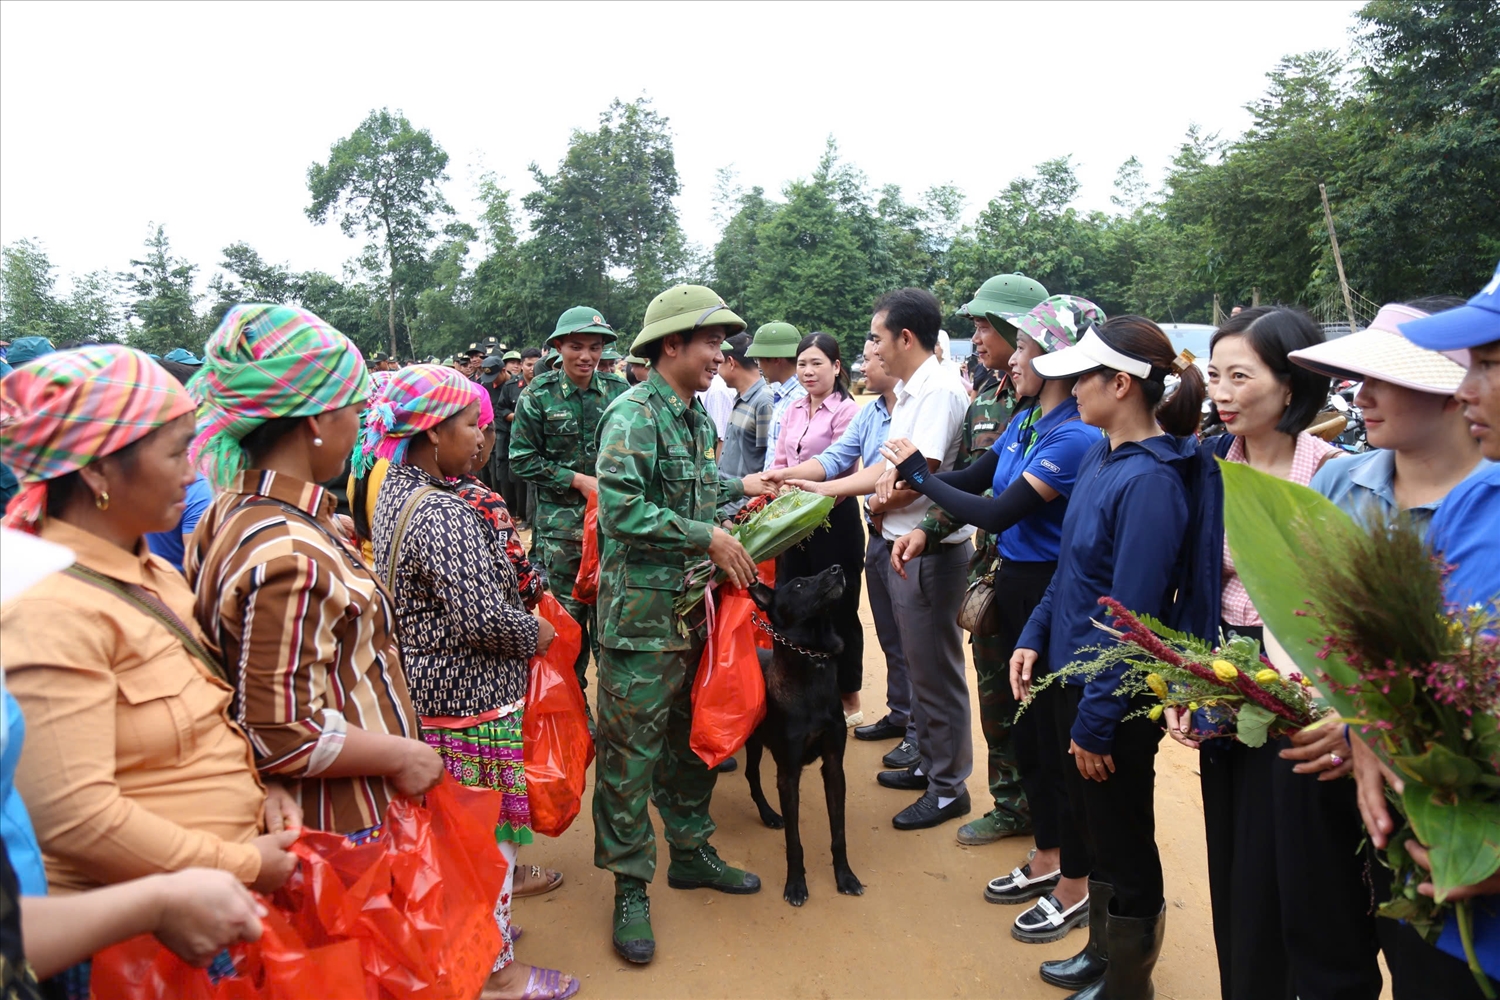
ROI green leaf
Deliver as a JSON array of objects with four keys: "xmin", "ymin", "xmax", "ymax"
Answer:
[
  {"xmin": 1390, "ymin": 744, "xmax": 1483, "ymax": 793},
  {"xmin": 1402, "ymin": 784, "xmax": 1500, "ymax": 902},
  {"xmin": 1235, "ymin": 702, "xmax": 1275, "ymax": 747},
  {"xmin": 1218, "ymin": 460, "xmax": 1387, "ymax": 720}
]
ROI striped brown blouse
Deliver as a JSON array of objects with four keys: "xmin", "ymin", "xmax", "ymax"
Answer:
[{"xmin": 185, "ymin": 469, "xmax": 418, "ymax": 835}]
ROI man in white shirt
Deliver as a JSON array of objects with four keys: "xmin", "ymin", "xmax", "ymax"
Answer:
[
  {"xmin": 745, "ymin": 322, "xmax": 807, "ymax": 471},
  {"xmin": 787, "ymin": 288, "xmax": 975, "ymax": 831},
  {"xmin": 695, "ymin": 372, "xmax": 736, "ymax": 442}
]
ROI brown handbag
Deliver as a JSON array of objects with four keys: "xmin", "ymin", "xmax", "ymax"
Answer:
[{"xmin": 956, "ymin": 555, "xmax": 1002, "ymax": 636}]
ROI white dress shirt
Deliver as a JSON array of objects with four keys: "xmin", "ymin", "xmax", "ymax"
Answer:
[{"xmin": 880, "ymin": 354, "xmax": 975, "ymax": 543}]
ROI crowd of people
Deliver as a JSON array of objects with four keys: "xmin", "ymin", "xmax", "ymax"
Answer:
[{"xmin": 0, "ymin": 258, "xmax": 1495, "ymax": 999}]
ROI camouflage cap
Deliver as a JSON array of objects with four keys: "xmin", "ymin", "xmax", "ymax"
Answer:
[
  {"xmin": 548, "ymin": 305, "xmax": 617, "ymax": 346},
  {"xmin": 1007, "ymin": 295, "xmax": 1107, "ymax": 355},
  {"xmin": 744, "ymin": 321, "xmax": 801, "ymax": 359},
  {"xmin": 961, "ymin": 273, "xmax": 1050, "ymax": 328},
  {"xmin": 631, "ymin": 284, "xmax": 745, "ymax": 352}
]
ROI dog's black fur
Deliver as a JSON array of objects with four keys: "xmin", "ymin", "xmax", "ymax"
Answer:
[{"xmin": 744, "ymin": 565, "xmax": 864, "ymax": 906}]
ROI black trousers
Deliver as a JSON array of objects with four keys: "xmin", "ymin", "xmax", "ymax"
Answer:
[
  {"xmin": 777, "ymin": 496, "xmax": 865, "ymax": 694},
  {"xmin": 1057, "ymin": 685, "xmax": 1165, "ymax": 917},
  {"xmin": 995, "ymin": 560, "xmax": 1065, "ymax": 852},
  {"xmin": 1373, "ymin": 878, "xmax": 1495, "ymax": 1000}
]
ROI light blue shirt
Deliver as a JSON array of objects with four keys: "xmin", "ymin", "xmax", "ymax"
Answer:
[
  {"xmin": 814, "ymin": 395, "xmax": 892, "ymax": 525},
  {"xmin": 762, "ymin": 376, "xmax": 808, "ymax": 472},
  {"xmin": 1310, "ymin": 449, "xmax": 1493, "ymax": 539}
]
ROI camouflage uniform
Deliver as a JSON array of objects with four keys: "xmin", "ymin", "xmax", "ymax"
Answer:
[
  {"xmin": 920, "ymin": 375, "xmax": 1029, "ymax": 831},
  {"xmin": 593, "ymin": 370, "xmax": 743, "ymax": 883},
  {"xmin": 509, "ymin": 365, "xmax": 628, "ymax": 692}
]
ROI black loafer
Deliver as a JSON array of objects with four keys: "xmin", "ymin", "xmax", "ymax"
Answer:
[
  {"xmin": 893, "ymin": 790, "xmax": 971, "ymax": 830},
  {"xmin": 877, "ymin": 766, "xmax": 929, "ymax": 790},
  {"xmin": 854, "ymin": 715, "xmax": 904, "ymax": 741},
  {"xmin": 882, "ymin": 739, "xmax": 920, "ymax": 769}
]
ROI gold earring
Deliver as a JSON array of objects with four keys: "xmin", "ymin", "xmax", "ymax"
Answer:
[{"xmin": 95, "ymin": 491, "xmax": 110, "ymax": 511}]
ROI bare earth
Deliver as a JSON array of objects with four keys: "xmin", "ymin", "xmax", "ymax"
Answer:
[{"xmin": 511, "ymin": 577, "xmax": 1225, "ymax": 1000}]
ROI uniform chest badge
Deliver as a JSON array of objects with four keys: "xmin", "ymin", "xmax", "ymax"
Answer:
[{"xmin": 706, "ymin": 447, "xmax": 715, "ymax": 459}]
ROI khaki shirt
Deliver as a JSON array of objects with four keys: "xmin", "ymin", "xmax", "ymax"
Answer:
[{"xmin": 2, "ymin": 520, "xmax": 265, "ymax": 894}]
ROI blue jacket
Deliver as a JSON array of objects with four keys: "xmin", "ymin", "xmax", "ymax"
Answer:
[{"xmin": 1019, "ymin": 433, "xmax": 1220, "ymax": 754}]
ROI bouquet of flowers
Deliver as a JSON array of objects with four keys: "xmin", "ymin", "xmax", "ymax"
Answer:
[
  {"xmin": 1221, "ymin": 460, "xmax": 1500, "ymax": 996},
  {"xmin": 1020, "ymin": 597, "xmax": 1321, "ymax": 746},
  {"xmin": 675, "ymin": 487, "xmax": 833, "ymax": 623}
]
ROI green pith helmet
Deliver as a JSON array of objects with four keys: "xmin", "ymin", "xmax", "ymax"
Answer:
[
  {"xmin": 744, "ymin": 321, "xmax": 801, "ymax": 359},
  {"xmin": 631, "ymin": 285, "xmax": 746, "ymax": 353},
  {"xmin": 540, "ymin": 348, "xmax": 561, "ymax": 371},
  {"xmin": 961, "ymin": 274, "xmax": 1050, "ymax": 345},
  {"xmin": 548, "ymin": 305, "xmax": 617, "ymax": 346},
  {"xmin": 502, "ymin": 349, "xmax": 522, "ymax": 362},
  {"xmin": 624, "ymin": 354, "xmax": 649, "ymax": 367},
  {"xmin": 601, "ymin": 347, "xmax": 621, "ymax": 361}
]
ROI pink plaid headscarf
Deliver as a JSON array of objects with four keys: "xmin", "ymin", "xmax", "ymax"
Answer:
[
  {"xmin": 352, "ymin": 364, "xmax": 478, "ymax": 476},
  {"xmin": 1, "ymin": 345, "xmax": 195, "ymax": 531},
  {"xmin": 469, "ymin": 380, "xmax": 494, "ymax": 429}
]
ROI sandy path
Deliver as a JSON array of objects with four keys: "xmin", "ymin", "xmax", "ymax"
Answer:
[{"xmin": 511, "ymin": 576, "xmax": 1226, "ymax": 999}]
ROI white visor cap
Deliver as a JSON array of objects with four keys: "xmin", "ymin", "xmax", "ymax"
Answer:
[{"xmin": 1031, "ymin": 326, "xmax": 1159, "ymax": 381}]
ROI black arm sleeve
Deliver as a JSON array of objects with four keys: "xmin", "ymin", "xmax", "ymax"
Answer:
[
  {"xmin": 930, "ymin": 450, "xmax": 1000, "ymax": 493},
  {"xmin": 895, "ymin": 448, "xmax": 1048, "ymax": 535}
]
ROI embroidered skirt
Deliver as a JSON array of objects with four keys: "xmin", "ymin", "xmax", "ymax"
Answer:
[{"xmin": 420, "ymin": 707, "xmax": 532, "ymax": 845}]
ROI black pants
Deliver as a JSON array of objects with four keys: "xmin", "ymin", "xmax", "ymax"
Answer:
[
  {"xmin": 1056, "ymin": 685, "xmax": 1164, "ymax": 918},
  {"xmin": 777, "ymin": 496, "xmax": 865, "ymax": 694},
  {"xmin": 1373, "ymin": 876, "xmax": 1495, "ymax": 1000},
  {"xmin": 995, "ymin": 560, "xmax": 1065, "ymax": 852}
]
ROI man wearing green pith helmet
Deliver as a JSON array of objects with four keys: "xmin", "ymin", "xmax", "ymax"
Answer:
[
  {"xmin": 593, "ymin": 284, "xmax": 773, "ymax": 964},
  {"xmin": 510, "ymin": 306, "xmax": 630, "ymax": 697},
  {"xmin": 918, "ymin": 273, "xmax": 1049, "ymax": 846}
]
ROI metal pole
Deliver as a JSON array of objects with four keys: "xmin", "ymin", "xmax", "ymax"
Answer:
[{"xmin": 1319, "ymin": 183, "xmax": 1359, "ymax": 333}]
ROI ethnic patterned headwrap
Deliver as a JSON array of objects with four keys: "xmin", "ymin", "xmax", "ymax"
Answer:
[
  {"xmin": 0, "ymin": 345, "xmax": 196, "ymax": 531},
  {"xmin": 351, "ymin": 364, "xmax": 476, "ymax": 476},
  {"xmin": 190, "ymin": 303, "xmax": 370, "ymax": 488}
]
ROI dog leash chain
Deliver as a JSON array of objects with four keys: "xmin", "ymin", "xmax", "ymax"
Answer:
[{"xmin": 750, "ymin": 611, "xmax": 833, "ymax": 661}]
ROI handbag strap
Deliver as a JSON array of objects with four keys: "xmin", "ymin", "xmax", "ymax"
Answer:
[
  {"xmin": 384, "ymin": 486, "xmax": 439, "ymax": 590},
  {"xmin": 63, "ymin": 564, "xmax": 228, "ymax": 683}
]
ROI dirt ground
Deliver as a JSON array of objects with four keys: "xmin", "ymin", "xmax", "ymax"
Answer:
[{"xmin": 511, "ymin": 579, "xmax": 1228, "ymax": 1000}]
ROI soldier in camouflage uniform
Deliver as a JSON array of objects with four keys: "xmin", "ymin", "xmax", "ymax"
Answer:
[
  {"xmin": 593, "ymin": 284, "xmax": 772, "ymax": 964},
  {"xmin": 917, "ymin": 273, "xmax": 1049, "ymax": 846},
  {"xmin": 510, "ymin": 307, "xmax": 630, "ymax": 695}
]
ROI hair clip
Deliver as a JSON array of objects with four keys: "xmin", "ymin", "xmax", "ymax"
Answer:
[{"xmin": 1171, "ymin": 349, "xmax": 1196, "ymax": 374}]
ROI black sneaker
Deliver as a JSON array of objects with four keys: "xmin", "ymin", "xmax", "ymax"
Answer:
[{"xmin": 882, "ymin": 739, "xmax": 920, "ymax": 769}]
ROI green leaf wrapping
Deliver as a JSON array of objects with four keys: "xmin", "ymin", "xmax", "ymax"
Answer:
[
  {"xmin": 675, "ymin": 489, "xmax": 835, "ymax": 615},
  {"xmin": 1402, "ymin": 784, "xmax": 1500, "ymax": 903}
]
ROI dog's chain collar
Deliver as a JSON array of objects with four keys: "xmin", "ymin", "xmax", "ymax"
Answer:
[{"xmin": 750, "ymin": 611, "xmax": 833, "ymax": 661}]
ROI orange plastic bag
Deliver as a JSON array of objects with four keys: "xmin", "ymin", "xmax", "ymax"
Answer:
[
  {"xmin": 752, "ymin": 560, "xmax": 776, "ymax": 651},
  {"xmin": 523, "ymin": 592, "xmax": 593, "ymax": 836},
  {"xmin": 690, "ymin": 585, "xmax": 767, "ymax": 768},
  {"xmin": 571, "ymin": 492, "xmax": 600, "ymax": 604},
  {"xmin": 90, "ymin": 777, "xmax": 505, "ymax": 1000}
]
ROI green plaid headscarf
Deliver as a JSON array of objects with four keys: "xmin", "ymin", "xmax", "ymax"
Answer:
[{"xmin": 190, "ymin": 303, "xmax": 370, "ymax": 488}]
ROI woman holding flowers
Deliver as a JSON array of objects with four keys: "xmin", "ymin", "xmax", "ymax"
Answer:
[
  {"xmin": 362, "ymin": 366, "xmax": 576, "ymax": 1000},
  {"xmin": 1007, "ymin": 315, "xmax": 1205, "ymax": 1000},
  {"xmin": 882, "ymin": 296, "xmax": 1109, "ymax": 960}
]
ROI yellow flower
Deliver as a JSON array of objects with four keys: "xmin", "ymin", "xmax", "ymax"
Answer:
[
  {"xmin": 1300, "ymin": 676, "xmax": 1313, "ymax": 688},
  {"xmin": 1255, "ymin": 668, "xmax": 1280, "ymax": 684},
  {"xmin": 1188, "ymin": 701, "xmax": 1199, "ymax": 711},
  {"xmin": 1211, "ymin": 659, "xmax": 1238, "ymax": 682},
  {"xmin": 1148, "ymin": 704, "xmax": 1164, "ymax": 721},
  {"xmin": 1145, "ymin": 673, "xmax": 1168, "ymax": 698}
]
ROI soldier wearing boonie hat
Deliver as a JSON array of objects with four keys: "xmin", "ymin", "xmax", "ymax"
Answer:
[
  {"xmin": 510, "ymin": 307, "xmax": 629, "ymax": 698},
  {"xmin": 593, "ymin": 284, "xmax": 773, "ymax": 964},
  {"xmin": 745, "ymin": 321, "xmax": 805, "ymax": 472},
  {"xmin": 908, "ymin": 276, "xmax": 1050, "ymax": 847}
]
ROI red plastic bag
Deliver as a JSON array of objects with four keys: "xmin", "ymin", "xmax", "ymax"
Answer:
[
  {"xmin": 523, "ymin": 592, "xmax": 593, "ymax": 836},
  {"xmin": 752, "ymin": 560, "xmax": 776, "ymax": 651},
  {"xmin": 690, "ymin": 585, "xmax": 767, "ymax": 768},
  {"xmin": 90, "ymin": 777, "xmax": 506, "ymax": 1000},
  {"xmin": 571, "ymin": 492, "xmax": 600, "ymax": 604}
]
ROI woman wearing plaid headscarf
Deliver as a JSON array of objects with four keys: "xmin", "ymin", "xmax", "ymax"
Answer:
[
  {"xmin": 183, "ymin": 305, "xmax": 445, "ymax": 851},
  {"xmin": 1, "ymin": 345, "xmax": 300, "ymax": 997},
  {"xmin": 368, "ymin": 366, "xmax": 579, "ymax": 1000}
]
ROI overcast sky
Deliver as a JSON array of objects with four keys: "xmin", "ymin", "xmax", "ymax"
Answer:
[{"xmin": 1, "ymin": 0, "xmax": 1365, "ymax": 294}]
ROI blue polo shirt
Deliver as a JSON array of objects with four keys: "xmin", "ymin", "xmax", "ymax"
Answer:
[
  {"xmin": 990, "ymin": 399, "xmax": 1103, "ymax": 563},
  {"xmin": 1311, "ymin": 448, "xmax": 1493, "ymax": 538},
  {"xmin": 146, "ymin": 474, "xmax": 215, "ymax": 572}
]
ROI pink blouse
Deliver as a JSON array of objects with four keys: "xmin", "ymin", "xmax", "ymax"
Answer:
[
  {"xmin": 771, "ymin": 392, "xmax": 860, "ymax": 476},
  {"xmin": 1221, "ymin": 432, "xmax": 1339, "ymax": 627}
]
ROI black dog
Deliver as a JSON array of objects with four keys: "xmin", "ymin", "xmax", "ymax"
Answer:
[{"xmin": 744, "ymin": 565, "xmax": 864, "ymax": 906}]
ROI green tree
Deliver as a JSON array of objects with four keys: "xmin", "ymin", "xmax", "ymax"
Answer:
[
  {"xmin": 1, "ymin": 239, "xmax": 64, "ymax": 341},
  {"xmin": 306, "ymin": 108, "xmax": 453, "ymax": 358},
  {"xmin": 122, "ymin": 225, "xmax": 201, "ymax": 355}
]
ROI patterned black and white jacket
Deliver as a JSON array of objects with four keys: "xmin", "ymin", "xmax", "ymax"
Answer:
[{"xmin": 373, "ymin": 463, "xmax": 539, "ymax": 718}]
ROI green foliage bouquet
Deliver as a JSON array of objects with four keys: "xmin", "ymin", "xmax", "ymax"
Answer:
[
  {"xmin": 1019, "ymin": 597, "xmax": 1321, "ymax": 747},
  {"xmin": 1221, "ymin": 460, "xmax": 1500, "ymax": 997},
  {"xmin": 674, "ymin": 487, "xmax": 833, "ymax": 622}
]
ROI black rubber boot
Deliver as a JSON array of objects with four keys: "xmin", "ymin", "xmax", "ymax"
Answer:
[
  {"xmin": 1040, "ymin": 879, "xmax": 1113, "ymax": 989},
  {"xmin": 1065, "ymin": 902, "xmax": 1165, "ymax": 1000}
]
